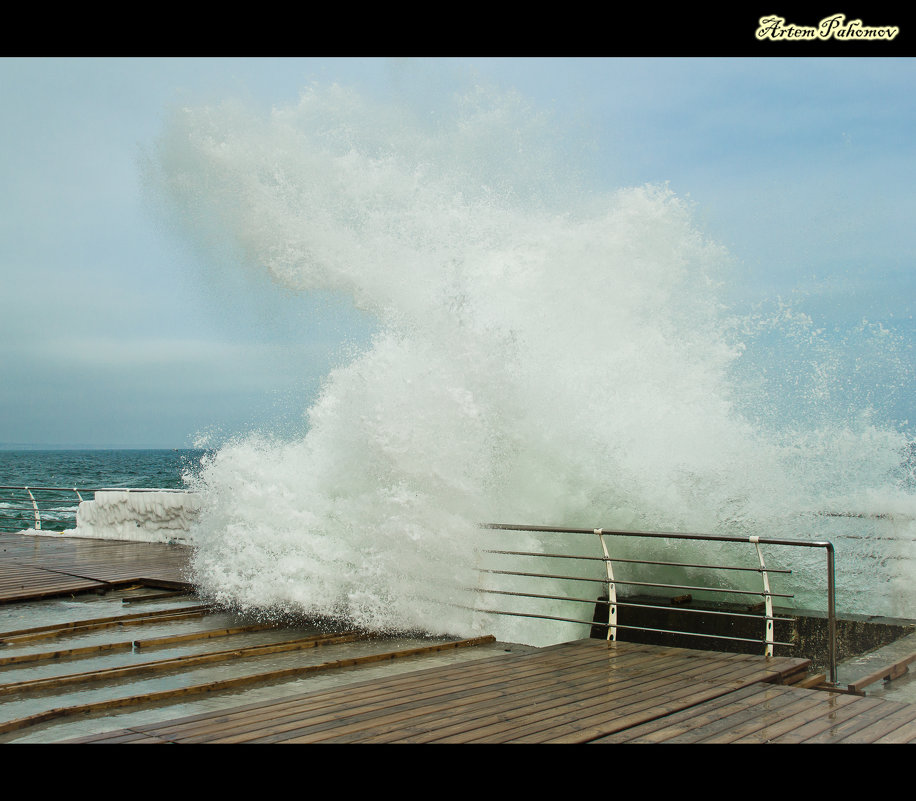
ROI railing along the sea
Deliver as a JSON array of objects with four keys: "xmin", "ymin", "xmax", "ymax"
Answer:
[
  {"xmin": 0, "ymin": 485, "xmax": 195, "ymax": 534},
  {"xmin": 2, "ymin": 485, "xmax": 847, "ymax": 684},
  {"xmin": 475, "ymin": 523, "xmax": 838, "ymax": 684}
]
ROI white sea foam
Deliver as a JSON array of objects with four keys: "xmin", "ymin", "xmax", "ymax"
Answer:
[
  {"xmin": 147, "ymin": 80, "xmax": 915, "ymax": 644},
  {"xmin": 29, "ymin": 490, "xmax": 201, "ymax": 544}
]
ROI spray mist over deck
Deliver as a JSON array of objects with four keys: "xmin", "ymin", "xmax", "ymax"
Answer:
[{"xmin": 149, "ymin": 82, "xmax": 915, "ymax": 646}]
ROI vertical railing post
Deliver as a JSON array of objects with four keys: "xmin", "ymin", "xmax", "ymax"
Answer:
[
  {"xmin": 750, "ymin": 536, "xmax": 774, "ymax": 657},
  {"xmin": 480, "ymin": 523, "xmax": 840, "ymax": 684},
  {"xmin": 826, "ymin": 542, "xmax": 837, "ymax": 684},
  {"xmin": 25, "ymin": 487, "xmax": 41, "ymax": 531},
  {"xmin": 595, "ymin": 529, "xmax": 617, "ymax": 641}
]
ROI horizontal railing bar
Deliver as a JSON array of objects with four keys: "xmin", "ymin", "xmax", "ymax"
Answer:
[
  {"xmin": 0, "ymin": 504, "xmax": 77, "ymax": 517},
  {"xmin": 0, "ymin": 496, "xmax": 83, "ymax": 501},
  {"xmin": 608, "ymin": 602, "xmax": 794, "ymax": 623},
  {"xmin": 0, "ymin": 486, "xmax": 193, "ymax": 493},
  {"xmin": 473, "ymin": 607, "xmax": 795, "ymax": 647},
  {"xmin": 0, "ymin": 503, "xmax": 80, "ymax": 510},
  {"xmin": 484, "ymin": 548, "xmax": 793, "ymax": 574},
  {"xmin": 482, "ymin": 522, "xmax": 833, "ymax": 550},
  {"xmin": 472, "ymin": 607, "xmax": 617, "ymax": 629},
  {"xmin": 1, "ymin": 513, "xmax": 77, "ymax": 519},
  {"xmin": 0, "ymin": 507, "xmax": 78, "ymax": 511},
  {"xmin": 0, "ymin": 507, "xmax": 80, "ymax": 512},
  {"xmin": 479, "ymin": 568, "xmax": 794, "ymax": 599},
  {"xmin": 602, "ymin": 623, "xmax": 796, "ymax": 648},
  {"xmin": 477, "ymin": 588, "xmax": 794, "ymax": 622}
]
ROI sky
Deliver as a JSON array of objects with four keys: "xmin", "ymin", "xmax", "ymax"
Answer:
[{"xmin": 1, "ymin": 55, "xmax": 914, "ymax": 448}]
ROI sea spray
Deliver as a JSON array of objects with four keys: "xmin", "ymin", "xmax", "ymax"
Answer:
[{"xmin": 149, "ymin": 81, "xmax": 915, "ymax": 645}]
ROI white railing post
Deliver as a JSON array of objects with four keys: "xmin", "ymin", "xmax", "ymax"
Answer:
[
  {"xmin": 595, "ymin": 529, "xmax": 617, "ymax": 641},
  {"xmin": 25, "ymin": 487, "xmax": 41, "ymax": 531},
  {"xmin": 750, "ymin": 536, "xmax": 774, "ymax": 657}
]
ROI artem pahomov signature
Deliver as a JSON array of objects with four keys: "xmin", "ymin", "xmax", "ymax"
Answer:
[{"xmin": 756, "ymin": 13, "xmax": 899, "ymax": 41}]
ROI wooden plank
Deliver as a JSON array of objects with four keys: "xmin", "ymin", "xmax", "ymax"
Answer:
[
  {"xmin": 67, "ymin": 727, "xmax": 172, "ymax": 744},
  {"xmin": 799, "ymin": 697, "xmax": 916, "ymax": 744},
  {"xmin": 0, "ymin": 631, "xmax": 368, "ymax": 697},
  {"xmin": 282, "ymin": 659, "xmax": 679, "ymax": 744},
  {"xmin": 682, "ymin": 687, "xmax": 846, "ymax": 744},
  {"xmin": 400, "ymin": 678, "xmax": 717, "ymax": 745},
  {"xmin": 83, "ymin": 640, "xmax": 811, "ymax": 745},
  {"xmin": 794, "ymin": 672, "xmax": 828, "ymax": 688},
  {"xmin": 594, "ymin": 683, "xmax": 916, "ymax": 745},
  {"xmin": 271, "ymin": 646, "xmax": 804, "ymax": 744},
  {"xmin": 763, "ymin": 694, "xmax": 888, "ymax": 744},
  {"xmin": 0, "ymin": 563, "xmax": 107, "ymax": 601},
  {"xmin": 69, "ymin": 642, "xmax": 641, "ymax": 743},
  {"xmin": 835, "ymin": 701, "xmax": 916, "ymax": 743},
  {"xmin": 264, "ymin": 649, "xmax": 803, "ymax": 744},
  {"xmin": 524, "ymin": 686, "xmax": 753, "ymax": 744},
  {"xmin": 495, "ymin": 653, "xmax": 805, "ymax": 745},
  {"xmin": 0, "ymin": 606, "xmax": 211, "ymax": 644},
  {"xmin": 139, "ymin": 651, "xmax": 578, "ymax": 743},
  {"xmin": 847, "ymin": 652, "xmax": 916, "ymax": 693},
  {"xmin": 590, "ymin": 684, "xmax": 792, "ymax": 743},
  {"xmin": 0, "ymin": 532, "xmax": 192, "ymax": 603},
  {"xmin": 685, "ymin": 686, "xmax": 830, "ymax": 744},
  {"xmin": 871, "ymin": 716, "xmax": 916, "ymax": 743},
  {"xmin": 0, "ymin": 618, "xmax": 261, "ymax": 666},
  {"xmin": 155, "ymin": 643, "xmax": 546, "ymax": 741},
  {"xmin": 159, "ymin": 646, "xmax": 615, "ymax": 743},
  {"xmin": 1, "ymin": 635, "xmax": 495, "ymax": 737},
  {"xmin": 64, "ymin": 637, "xmax": 915, "ymax": 745}
]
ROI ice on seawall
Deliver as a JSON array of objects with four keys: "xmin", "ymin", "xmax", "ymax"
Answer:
[{"xmin": 71, "ymin": 490, "xmax": 201, "ymax": 543}]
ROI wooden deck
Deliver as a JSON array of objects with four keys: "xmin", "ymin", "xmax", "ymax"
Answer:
[
  {"xmin": 2, "ymin": 530, "xmax": 916, "ymax": 744},
  {"xmin": 0, "ymin": 531, "xmax": 191, "ymax": 601},
  {"xmin": 65, "ymin": 639, "xmax": 821, "ymax": 744}
]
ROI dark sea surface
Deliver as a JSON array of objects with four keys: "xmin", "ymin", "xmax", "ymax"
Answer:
[
  {"xmin": 0, "ymin": 450, "xmax": 206, "ymax": 533},
  {"xmin": 0, "ymin": 449, "xmax": 206, "ymax": 489}
]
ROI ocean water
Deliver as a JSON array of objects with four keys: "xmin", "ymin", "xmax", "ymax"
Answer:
[
  {"xmin": 0, "ymin": 449, "xmax": 205, "ymax": 490},
  {"xmin": 0, "ymin": 450, "xmax": 205, "ymax": 533},
  {"xmin": 133, "ymin": 81, "xmax": 916, "ymax": 647}
]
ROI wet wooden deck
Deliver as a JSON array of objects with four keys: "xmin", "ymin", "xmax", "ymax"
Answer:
[
  {"xmin": 66, "ymin": 639, "xmax": 824, "ymax": 744},
  {"xmin": 62, "ymin": 639, "xmax": 916, "ymax": 744},
  {"xmin": 0, "ymin": 531, "xmax": 191, "ymax": 601},
  {"xmin": 2, "ymin": 531, "xmax": 915, "ymax": 744}
]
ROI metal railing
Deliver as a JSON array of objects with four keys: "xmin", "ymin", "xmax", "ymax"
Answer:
[
  {"xmin": 0, "ymin": 489, "xmax": 841, "ymax": 681},
  {"xmin": 475, "ymin": 523, "xmax": 837, "ymax": 683},
  {"xmin": 0, "ymin": 485, "xmax": 194, "ymax": 534}
]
